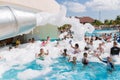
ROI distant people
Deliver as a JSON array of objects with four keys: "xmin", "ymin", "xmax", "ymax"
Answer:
[
  {"xmin": 113, "ymin": 34, "xmax": 117, "ymax": 41},
  {"xmin": 97, "ymin": 43, "xmax": 104, "ymax": 54},
  {"xmin": 70, "ymin": 42, "xmax": 80, "ymax": 54},
  {"xmin": 84, "ymin": 41, "xmax": 94, "ymax": 51},
  {"xmin": 35, "ymin": 48, "xmax": 49, "ymax": 60},
  {"xmin": 28, "ymin": 39, "xmax": 32, "ymax": 43},
  {"xmin": 16, "ymin": 38, "xmax": 21, "ymax": 45},
  {"xmin": 31, "ymin": 38, "xmax": 35, "ymax": 43},
  {"xmin": 41, "ymin": 40, "xmax": 47, "ymax": 46},
  {"xmin": 97, "ymin": 55, "xmax": 114, "ymax": 72},
  {"xmin": 9, "ymin": 46, "xmax": 12, "ymax": 51},
  {"xmin": 55, "ymin": 41, "xmax": 59, "ymax": 47},
  {"xmin": 110, "ymin": 42, "xmax": 120, "ymax": 56},
  {"xmin": 46, "ymin": 36, "xmax": 50, "ymax": 44},
  {"xmin": 82, "ymin": 53, "xmax": 89, "ymax": 66}
]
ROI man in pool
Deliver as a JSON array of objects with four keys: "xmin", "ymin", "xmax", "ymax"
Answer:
[
  {"xmin": 97, "ymin": 55, "xmax": 114, "ymax": 72},
  {"xmin": 110, "ymin": 41, "xmax": 120, "ymax": 56},
  {"xmin": 82, "ymin": 53, "xmax": 89, "ymax": 66}
]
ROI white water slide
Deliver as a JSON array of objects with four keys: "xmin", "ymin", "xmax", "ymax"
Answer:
[
  {"xmin": 0, "ymin": 6, "xmax": 36, "ymax": 40},
  {"xmin": 0, "ymin": 0, "xmax": 60, "ymax": 40}
]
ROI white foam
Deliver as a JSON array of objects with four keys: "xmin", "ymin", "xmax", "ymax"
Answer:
[{"xmin": 17, "ymin": 68, "xmax": 51, "ymax": 80}]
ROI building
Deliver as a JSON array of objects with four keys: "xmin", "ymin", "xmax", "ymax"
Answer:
[{"xmin": 75, "ymin": 16, "xmax": 95, "ymax": 24}]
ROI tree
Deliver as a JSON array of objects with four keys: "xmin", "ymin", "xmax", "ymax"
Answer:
[
  {"xmin": 104, "ymin": 19, "xmax": 110, "ymax": 25},
  {"xmin": 92, "ymin": 20, "xmax": 103, "ymax": 26},
  {"xmin": 115, "ymin": 15, "xmax": 120, "ymax": 25}
]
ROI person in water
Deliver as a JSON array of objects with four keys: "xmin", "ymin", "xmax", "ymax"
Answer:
[
  {"xmin": 68, "ymin": 56, "xmax": 77, "ymax": 70},
  {"xmin": 70, "ymin": 42, "xmax": 81, "ymax": 54},
  {"xmin": 35, "ymin": 48, "xmax": 49, "ymax": 60},
  {"xmin": 82, "ymin": 53, "xmax": 89, "ymax": 66},
  {"xmin": 62, "ymin": 49, "xmax": 69, "ymax": 57},
  {"xmin": 110, "ymin": 41, "xmax": 120, "ymax": 56},
  {"xmin": 97, "ymin": 55, "xmax": 114, "ymax": 72}
]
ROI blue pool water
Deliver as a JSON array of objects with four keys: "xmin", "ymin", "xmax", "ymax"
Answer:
[{"xmin": 1, "ymin": 57, "xmax": 120, "ymax": 80}]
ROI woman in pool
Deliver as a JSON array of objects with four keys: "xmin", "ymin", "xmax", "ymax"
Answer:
[
  {"xmin": 82, "ymin": 53, "xmax": 89, "ymax": 66},
  {"xmin": 97, "ymin": 55, "xmax": 114, "ymax": 72},
  {"xmin": 35, "ymin": 48, "xmax": 49, "ymax": 60}
]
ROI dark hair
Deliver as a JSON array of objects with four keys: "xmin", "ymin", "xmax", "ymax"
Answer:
[
  {"xmin": 75, "ymin": 43, "xmax": 79, "ymax": 48},
  {"xmin": 64, "ymin": 49, "xmax": 67, "ymax": 52},
  {"xmin": 113, "ymin": 41, "xmax": 117, "ymax": 46},
  {"xmin": 83, "ymin": 53, "xmax": 87, "ymax": 56}
]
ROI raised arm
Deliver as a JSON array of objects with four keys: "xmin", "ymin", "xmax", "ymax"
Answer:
[{"xmin": 96, "ymin": 55, "xmax": 102, "ymax": 61}]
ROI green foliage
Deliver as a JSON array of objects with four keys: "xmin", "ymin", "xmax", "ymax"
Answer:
[
  {"xmin": 92, "ymin": 20, "xmax": 103, "ymax": 26},
  {"xmin": 103, "ymin": 15, "xmax": 120, "ymax": 26},
  {"xmin": 58, "ymin": 24, "xmax": 71, "ymax": 31}
]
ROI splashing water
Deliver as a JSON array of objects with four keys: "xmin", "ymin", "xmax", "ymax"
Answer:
[{"xmin": 1, "ymin": 5, "xmax": 120, "ymax": 80}]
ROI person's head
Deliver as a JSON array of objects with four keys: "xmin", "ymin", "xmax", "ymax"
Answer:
[
  {"xmin": 17, "ymin": 38, "xmax": 19, "ymax": 40},
  {"xmin": 73, "ymin": 57, "xmax": 77, "ymax": 61},
  {"xmin": 83, "ymin": 53, "xmax": 88, "ymax": 57},
  {"xmin": 90, "ymin": 41, "xmax": 93, "ymax": 45},
  {"xmin": 47, "ymin": 36, "xmax": 50, "ymax": 40},
  {"xmin": 40, "ymin": 48, "xmax": 44, "ymax": 53},
  {"xmin": 9, "ymin": 47, "xmax": 12, "ymax": 50},
  {"xmin": 107, "ymin": 57, "xmax": 112, "ymax": 62},
  {"xmin": 75, "ymin": 43, "xmax": 79, "ymax": 48},
  {"xmin": 113, "ymin": 41, "xmax": 117, "ymax": 47},
  {"xmin": 63, "ymin": 49, "xmax": 67, "ymax": 53},
  {"xmin": 28, "ymin": 39, "xmax": 32, "ymax": 43}
]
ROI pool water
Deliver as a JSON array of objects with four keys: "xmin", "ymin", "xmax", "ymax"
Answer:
[
  {"xmin": 85, "ymin": 30, "xmax": 120, "ymax": 37},
  {"xmin": 1, "ymin": 57, "xmax": 120, "ymax": 80}
]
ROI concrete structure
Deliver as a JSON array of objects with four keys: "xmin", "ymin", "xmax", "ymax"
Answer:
[{"xmin": 24, "ymin": 24, "xmax": 59, "ymax": 41}]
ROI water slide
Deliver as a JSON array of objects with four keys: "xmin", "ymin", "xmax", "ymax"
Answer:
[
  {"xmin": 0, "ymin": 0, "xmax": 60, "ymax": 40},
  {"xmin": 0, "ymin": 6, "xmax": 36, "ymax": 40}
]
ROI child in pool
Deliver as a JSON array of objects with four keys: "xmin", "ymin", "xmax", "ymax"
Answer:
[
  {"xmin": 82, "ymin": 53, "xmax": 89, "ymax": 66},
  {"xmin": 62, "ymin": 49, "xmax": 69, "ymax": 57},
  {"xmin": 35, "ymin": 48, "xmax": 49, "ymax": 60},
  {"xmin": 68, "ymin": 56, "xmax": 77, "ymax": 70},
  {"xmin": 41, "ymin": 40, "xmax": 46, "ymax": 46},
  {"xmin": 97, "ymin": 55, "xmax": 114, "ymax": 72}
]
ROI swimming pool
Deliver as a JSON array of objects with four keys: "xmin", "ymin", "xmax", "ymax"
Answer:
[
  {"xmin": 85, "ymin": 30, "xmax": 120, "ymax": 37},
  {"xmin": 1, "ymin": 57, "xmax": 120, "ymax": 80}
]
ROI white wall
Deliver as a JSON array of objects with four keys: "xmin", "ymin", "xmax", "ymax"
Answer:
[{"xmin": 24, "ymin": 24, "xmax": 59, "ymax": 41}]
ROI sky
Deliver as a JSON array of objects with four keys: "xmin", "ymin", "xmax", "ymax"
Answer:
[{"xmin": 56, "ymin": 0, "xmax": 120, "ymax": 22}]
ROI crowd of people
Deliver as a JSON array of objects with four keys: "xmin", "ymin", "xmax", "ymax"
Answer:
[
  {"xmin": 33, "ymin": 33, "xmax": 120, "ymax": 73},
  {"xmin": 1, "ymin": 31, "xmax": 120, "ymax": 73}
]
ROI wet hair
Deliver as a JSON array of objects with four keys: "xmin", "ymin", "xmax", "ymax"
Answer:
[
  {"xmin": 63, "ymin": 49, "xmax": 67, "ymax": 53},
  {"xmin": 113, "ymin": 41, "xmax": 117, "ymax": 46},
  {"xmin": 83, "ymin": 53, "xmax": 87, "ymax": 56},
  {"xmin": 75, "ymin": 43, "xmax": 79, "ymax": 48}
]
